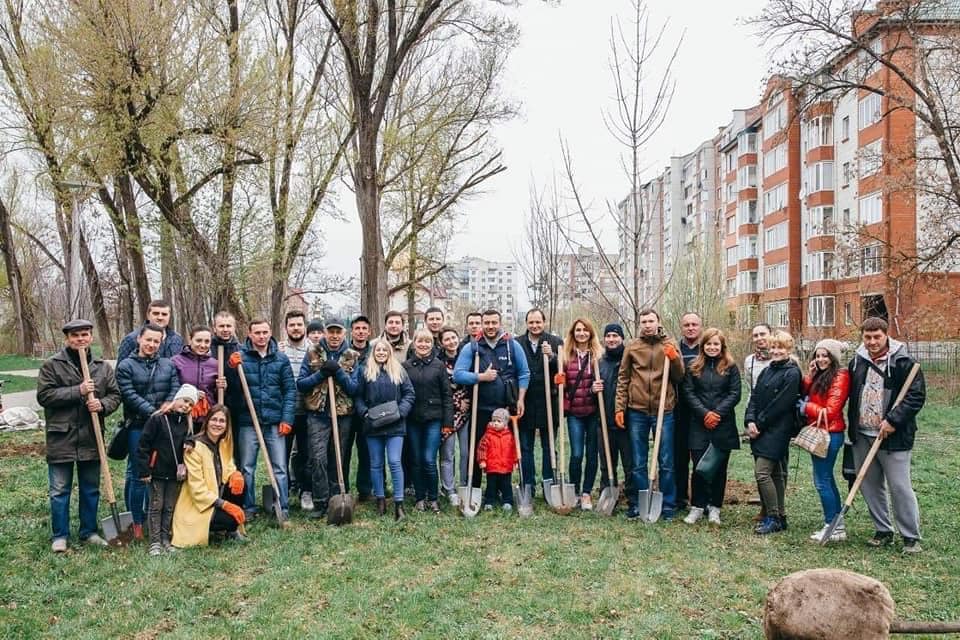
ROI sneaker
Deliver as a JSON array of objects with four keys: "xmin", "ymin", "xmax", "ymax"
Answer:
[
  {"xmin": 300, "ymin": 491, "xmax": 314, "ymax": 511},
  {"xmin": 483, "ymin": 504, "xmax": 493, "ymax": 512},
  {"xmin": 449, "ymin": 493, "xmax": 461, "ymax": 507},
  {"xmin": 309, "ymin": 508, "xmax": 328, "ymax": 520},
  {"xmin": 502, "ymin": 503, "xmax": 513, "ymax": 513},
  {"xmin": 625, "ymin": 506, "xmax": 640, "ymax": 520},
  {"xmin": 132, "ymin": 524, "xmax": 144, "ymax": 540},
  {"xmin": 162, "ymin": 540, "xmax": 176, "ymax": 553},
  {"xmin": 867, "ymin": 531, "xmax": 895, "ymax": 547},
  {"xmin": 404, "ymin": 486, "xmax": 416, "ymax": 497},
  {"xmin": 83, "ymin": 534, "xmax": 109, "ymax": 547},
  {"xmin": 683, "ymin": 507, "xmax": 704, "ymax": 524},
  {"xmin": 244, "ymin": 510, "xmax": 258, "ymax": 523},
  {"xmin": 660, "ymin": 510, "xmax": 675, "ymax": 522},
  {"xmin": 415, "ymin": 500, "xmax": 426, "ymax": 512},
  {"xmin": 149, "ymin": 543, "xmax": 163, "ymax": 556},
  {"xmin": 51, "ymin": 538, "xmax": 68, "ymax": 553},
  {"xmin": 580, "ymin": 494, "xmax": 593, "ymax": 511},
  {"xmin": 810, "ymin": 525, "xmax": 829, "ymax": 542},
  {"xmin": 707, "ymin": 506, "xmax": 721, "ymax": 526},
  {"xmin": 755, "ymin": 516, "xmax": 783, "ymax": 535},
  {"xmin": 428, "ymin": 501, "xmax": 441, "ymax": 513},
  {"xmin": 902, "ymin": 537, "xmax": 922, "ymax": 554}
]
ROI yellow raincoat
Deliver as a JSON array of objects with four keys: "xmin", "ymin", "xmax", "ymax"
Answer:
[{"xmin": 171, "ymin": 428, "xmax": 237, "ymax": 548}]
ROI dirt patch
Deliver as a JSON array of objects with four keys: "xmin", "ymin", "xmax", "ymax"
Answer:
[
  {"xmin": 724, "ymin": 478, "xmax": 759, "ymax": 505},
  {"xmin": 0, "ymin": 441, "xmax": 45, "ymax": 459},
  {"xmin": 134, "ymin": 618, "xmax": 176, "ymax": 640}
]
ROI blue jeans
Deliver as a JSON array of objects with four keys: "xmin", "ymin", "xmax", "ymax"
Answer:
[
  {"xmin": 49, "ymin": 460, "xmax": 100, "ymax": 541},
  {"xmin": 811, "ymin": 432, "xmax": 845, "ymax": 523},
  {"xmin": 519, "ymin": 424, "xmax": 554, "ymax": 491},
  {"xmin": 627, "ymin": 409, "xmax": 676, "ymax": 513},
  {"xmin": 236, "ymin": 424, "xmax": 289, "ymax": 514},
  {"xmin": 124, "ymin": 428, "xmax": 147, "ymax": 524},
  {"xmin": 567, "ymin": 413, "xmax": 599, "ymax": 495},
  {"xmin": 407, "ymin": 420, "xmax": 442, "ymax": 501},
  {"xmin": 367, "ymin": 435, "xmax": 405, "ymax": 502}
]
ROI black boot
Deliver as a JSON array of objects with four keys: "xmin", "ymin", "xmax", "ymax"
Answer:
[
  {"xmin": 394, "ymin": 501, "xmax": 406, "ymax": 522},
  {"xmin": 377, "ymin": 498, "xmax": 386, "ymax": 516}
]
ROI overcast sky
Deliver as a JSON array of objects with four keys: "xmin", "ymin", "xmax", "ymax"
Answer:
[{"xmin": 322, "ymin": 0, "xmax": 771, "ymax": 305}]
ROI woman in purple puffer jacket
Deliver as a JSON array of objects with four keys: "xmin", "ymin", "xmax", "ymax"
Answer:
[
  {"xmin": 557, "ymin": 317, "xmax": 603, "ymax": 511},
  {"xmin": 172, "ymin": 326, "xmax": 220, "ymax": 426}
]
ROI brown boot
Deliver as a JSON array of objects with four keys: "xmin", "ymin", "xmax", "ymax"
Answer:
[
  {"xmin": 394, "ymin": 501, "xmax": 406, "ymax": 522},
  {"xmin": 377, "ymin": 498, "xmax": 386, "ymax": 516}
]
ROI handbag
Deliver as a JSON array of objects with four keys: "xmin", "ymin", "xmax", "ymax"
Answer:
[
  {"xmin": 791, "ymin": 408, "xmax": 829, "ymax": 458},
  {"xmin": 107, "ymin": 421, "xmax": 130, "ymax": 460},
  {"xmin": 694, "ymin": 443, "xmax": 725, "ymax": 481},
  {"xmin": 367, "ymin": 400, "xmax": 401, "ymax": 430},
  {"xmin": 164, "ymin": 415, "xmax": 187, "ymax": 482}
]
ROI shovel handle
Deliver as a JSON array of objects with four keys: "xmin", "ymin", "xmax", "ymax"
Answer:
[
  {"xmin": 78, "ymin": 348, "xmax": 118, "ymax": 504},
  {"xmin": 542, "ymin": 352, "xmax": 557, "ymax": 471},
  {"xmin": 465, "ymin": 352, "xmax": 480, "ymax": 505},
  {"xmin": 328, "ymin": 377, "xmax": 347, "ymax": 493},
  {"xmin": 648, "ymin": 358, "xmax": 671, "ymax": 484},
  {"xmin": 597, "ymin": 391, "xmax": 616, "ymax": 483},
  {"xmin": 217, "ymin": 346, "xmax": 225, "ymax": 405},
  {"xmin": 235, "ymin": 362, "xmax": 285, "ymax": 521},
  {"xmin": 556, "ymin": 360, "xmax": 567, "ymax": 485},
  {"xmin": 510, "ymin": 415, "xmax": 524, "ymax": 486}
]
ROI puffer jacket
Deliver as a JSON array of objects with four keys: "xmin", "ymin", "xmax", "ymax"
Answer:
[
  {"xmin": 232, "ymin": 338, "xmax": 296, "ymax": 429},
  {"xmin": 297, "ymin": 339, "xmax": 360, "ymax": 416},
  {"xmin": 614, "ymin": 330, "xmax": 685, "ymax": 414},
  {"xmin": 115, "ymin": 354, "xmax": 180, "ymax": 427},
  {"xmin": 477, "ymin": 426, "xmax": 518, "ymax": 474},
  {"xmin": 171, "ymin": 347, "xmax": 219, "ymax": 408},
  {"xmin": 355, "ymin": 365, "xmax": 415, "ymax": 438},
  {"xmin": 744, "ymin": 358, "xmax": 801, "ymax": 460},
  {"xmin": 135, "ymin": 411, "xmax": 189, "ymax": 479},
  {"xmin": 562, "ymin": 352, "xmax": 598, "ymax": 417},
  {"xmin": 403, "ymin": 354, "xmax": 454, "ymax": 425},
  {"xmin": 452, "ymin": 332, "xmax": 531, "ymax": 411},
  {"xmin": 801, "ymin": 368, "xmax": 850, "ymax": 433},
  {"xmin": 681, "ymin": 358, "xmax": 742, "ymax": 452},
  {"xmin": 598, "ymin": 345, "xmax": 623, "ymax": 426},
  {"xmin": 117, "ymin": 323, "xmax": 184, "ymax": 362},
  {"xmin": 37, "ymin": 348, "xmax": 122, "ymax": 464}
]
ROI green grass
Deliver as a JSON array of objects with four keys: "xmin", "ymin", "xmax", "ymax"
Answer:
[
  {"xmin": 1, "ymin": 389, "xmax": 958, "ymax": 638},
  {"xmin": 0, "ymin": 374, "xmax": 37, "ymax": 395},
  {"xmin": 0, "ymin": 354, "xmax": 43, "ymax": 371}
]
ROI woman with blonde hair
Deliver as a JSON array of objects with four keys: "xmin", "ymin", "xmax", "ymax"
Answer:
[
  {"xmin": 555, "ymin": 318, "xmax": 603, "ymax": 510},
  {"xmin": 356, "ymin": 338, "xmax": 416, "ymax": 520}
]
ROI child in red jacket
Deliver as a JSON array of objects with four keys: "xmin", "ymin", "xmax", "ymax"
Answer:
[{"xmin": 478, "ymin": 408, "xmax": 518, "ymax": 512}]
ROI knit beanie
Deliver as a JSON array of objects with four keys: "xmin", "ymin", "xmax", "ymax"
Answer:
[
  {"xmin": 603, "ymin": 323, "xmax": 625, "ymax": 338},
  {"xmin": 491, "ymin": 408, "xmax": 510, "ymax": 425},
  {"xmin": 174, "ymin": 383, "xmax": 199, "ymax": 404},
  {"xmin": 306, "ymin": 319, "xmax": 324, "ymax": 334},
  {"xmin": 814, "ymin": 338, "xmax": 845, "ymax": 364}
]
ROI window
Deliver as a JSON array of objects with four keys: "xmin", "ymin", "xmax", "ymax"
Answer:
[
  {"xmin": 806, "ymin": 251, "xmax": 835, "ymax": 282},
  {"xmin": 842, "ymin": 208, "xmax": 851, "ymax": 228},
  {"xmin": 842, "ymin": 162, "xmax": 851, "ymax": 187},
  {"xmin": 726, "ymin": 215, "xmax": 736, "ymax": 235},
  {"xmin": 763, "ymin": 102, "xmax": 787, "ymax": 140},
  {"xmin": 859, "ymin": 192, "xmax": 883, "ymax": 224},
  {"xmin": 726, "ymin": 246, "xmax": 738, "ymax": 267},
  {"xmin": 765, "ymin": 300, "xmax": 790, "ymax": 327},
  {"xmin": 738, "ymin": 235, "xmax": 758, "ymax": 260},
  {"xmin": 765, "ymin": 262, "xmax": 788, "ymax": 289},
  {"xmin": 726, "ymin": 182, "xmax": 735, "ymax": 202},
  {"xmin": 726, "ymin": 278, "xmax": 736, "ymax": 298},
  {"xmin": 763, "ymin": 144, "xmax": 788, "ymax": 177},
  {"xmin": 765, "ymin": 222, "xmax": 788, "ymax": 251},
  {"xmin": 737, "ymin": 132, "xmax": 758, "ymax": 155},
  {"xmin": 725, "ymin": 153, "xmax": 736, "ymax": 173},
  {"xmin": 737, "ymin": 200, "xmax": 758, "ymax": 225},
  {"xmin": 861, "ymin": 244, "xmax": 883, "ymax": 274},
  {"xmin": 738, "ymin": 165, "xmax": 757, "ymax": 190},
  {"xmin": 808, "ymin": 296, "xmax": 836, "ymax": 326},
  {"xmin": 805, "ymin": 161, "xmax": 834, "ymax": 193},
  {"xmin": 805, "ymin": 116, "xmax": 833, "ymax": 150},
  {"xmin": 858, "ymin": 139, "xmax": 883, "ymax": 176},
  {"xmin": 805, "ymin": 206, "xmax": 834, "ymax": 238},
  {"xmin": 763, "ymin": 182, "xmax": 788, "ymax": 214},
  {"xmin": 841, "ymin": 115, "xmax": 850, "ymax": 141},
  {"xmin": 859, "ymin": 93, "xmax": 882, "ymax": 129},
  {"xmin": 844, "ymin": 302, "xmax": 853, "ymax": 325},
  {"xmin": 738, "ymin": 270, "xmax": 759, "ymax": 294}
]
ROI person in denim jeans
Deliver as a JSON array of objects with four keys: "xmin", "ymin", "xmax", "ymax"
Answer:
[
  {"xmin": 613, "ymin": 309, "xmax": 685, "ymax": 520},
  {"xmin": 37, "ymin": 319, "xmax": 122, "ymax": 552}
]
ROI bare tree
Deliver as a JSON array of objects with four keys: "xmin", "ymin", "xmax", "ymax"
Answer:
[
  {"xmin": 0, "ymin": 190, "xmax": 40, "ymax": 353},
  {"xmin": 515, "ymin": 179, "xmax": 564, "ymax": 330}
]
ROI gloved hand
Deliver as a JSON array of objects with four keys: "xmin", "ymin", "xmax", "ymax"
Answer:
[
  {"xmin": 278, "ymin": 422, "xmax": 293, "ymax": 436},
  {"xmin": 704, "ymin": 411, "xmax": 721, "ymax": 429},
  {"xmin": 614, "ymin": 411, "xmax": 625, "ymax": 429},
  {"xmin": 479, "ymin": 462, "xmax": 487, "ymax": 470},
  {"xmin": 191, "ymin": 395, "xmax": 210, "ymax": 419},
  {"xmin": 228, "ymin": 470, "xmax": 244, "ymax": 495},
  {"xmin": 553, "ymin": 372, "xmax": 566, "ymax": 386},
  {"xmin": 441, "ymin": 425, "xmax": 455, "ymax": 438},
  {"xmin": 797, "ymin": 399, "xmax": 807, "ymax": 415},
  {"xmin": 321, "ymin": 359, "xmax": 340, "ymax": 375},
  {"xmin": 228, "ymin": 352, "xmax": 242, "ymax": 369},
  {"xmin": 222, "ymin": 501, "xmax": 245, "ymax": 525},
  {"xmin": 662, "ymin": 343, "xmax": 680, "ymax": 362}
]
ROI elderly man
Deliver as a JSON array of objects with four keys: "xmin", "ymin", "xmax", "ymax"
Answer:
[{"xmin": 37, "ymin": 319, "xmax": 122, "ymax": 552}]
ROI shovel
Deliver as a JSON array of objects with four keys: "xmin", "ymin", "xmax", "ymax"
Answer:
[
  {"xmin": 217, "ymin": 346, "xmax": 225, "ymax": 405},
  {"xmin": 235, "ymin": 362, "xmax": 288, "ymax": 526},
  {"xmin": 79, "ymin": 348, "xmax": 133, "ymax": 546},
  {"xmin": 541, "ymin": 352, "xmax": 562, "ymax": 509},
  {"xmin": 457, "ymin": 351, "xmax": 482, "ymax": 517},
  {"xmin": 595, "ymin": 391, "xmax": 619, "ymax": 516},
  {"xmin": 820, "ymin": 363, "xmax": 920, "ymax": 545},
  {"xmin": 326, "ymin": 377, "xmax": 354, "ymax": 525},
  {"xmin": 553, "ymin": 374, "xmax": 577, "ymax": 515},
  {"xmin": 639, "ymin": 358, "xmax": 671, "ymax": 524},
  {"xmin": 510, "ymin": 415, "xmax": 533, "ymax": 517}
]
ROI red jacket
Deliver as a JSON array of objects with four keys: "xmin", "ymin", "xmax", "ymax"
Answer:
[
  {"xmin": 801, "ymin": 369, "xmax": 850, "ymax": 433},
  {"xmin": 477, "ymin": 425, "xmax": 518, "ymax": 474}
]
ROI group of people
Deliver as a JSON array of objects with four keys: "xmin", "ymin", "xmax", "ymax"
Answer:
[{"xmin": 37, "ymin": 300, "xmax": 927, "ymax": 554}]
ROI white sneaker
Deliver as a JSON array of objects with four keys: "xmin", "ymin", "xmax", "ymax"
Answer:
[
  {"xmin": 580, "ymin": 494, "xmax": 593, "ymax": 511},
  {"xmin": 502, "ymin": 503, "xmax": 513, "ymax": 513},
  {"xmin": 810, "ymin": 525, "xmax": 829, "ymax": 542},
  {"xmin": 83, "ymin": 533, "xmax": 109, "ymax": 547},
  {"xmin": 300, "ymin": 491, "xmax": 314, "ymax": 511},
  {"xmin": 829, "ymin": 527, "xmax": 847, "ymax": 542},
  {"xmin": 449, "ymin": 493, "xmax": 461, "ymax": 507},
  {"xmin": 707, "ymin": 506, "xmax": 721, "ymax": 525},
  {"xmin": 149, "ymin": 543, "xmax": 163, "ymax": 556},
  {"xmin": 683, "ymin": 507, "xmax": 704, "ymax": 524},
  {"xmin": 51, "ymin": 538, "xmax": 67, "ymax": 553}
]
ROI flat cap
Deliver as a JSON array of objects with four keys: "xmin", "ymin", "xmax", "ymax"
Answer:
[
  {"xmin": 62, "ymin": 319, "xmax": 94, "ymax": 334},
  {"xmin": 324, "ymin": 316, "xmax": 347, "ymax": 330}
]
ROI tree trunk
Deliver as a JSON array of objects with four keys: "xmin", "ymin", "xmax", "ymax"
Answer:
[
  {"xmin": 76, "ymin": 224, "xmax": 115, "ymax": 357},
  {"xmin": 160, "ymin": 217, "xmax": 175, "ymax": 308},
  {"xmin": 117, "ymin": 173, "xmax": 151, "ymax": 317},
  {"xmin": 356, "ymin": 127, "xmax": 387, "ymax": 333},
  {"xmin": 406, "ymin": 233, "xmax": 418, "ymax": 331},
  {"xmin": 0, "ymin": 196, "xmax": 40, "ymax": 354},
  {"xmin": 110, "ymin": 225, "xmax": 134, "ymax": 331}
]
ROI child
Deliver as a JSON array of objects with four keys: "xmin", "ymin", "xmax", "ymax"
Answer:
[
  {"xmin": 136, "ymin": 384, "xmax": 197, "ymax": 555},
  {"xmin": 477, "ymin": 408, "xmax": 518, "ymax": 512}
]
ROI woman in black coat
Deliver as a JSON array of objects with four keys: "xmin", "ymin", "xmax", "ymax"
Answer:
[
  {"xmin": 680, "ymin": 328, "xmax": 741, "ymax": 526},
  {"xmin": 403, "ymin": 330, "xmax": 454, "ymax": 513},
  {"xmin": 744, "ymin": 330, "xmax": 801, "ymax": 535}
]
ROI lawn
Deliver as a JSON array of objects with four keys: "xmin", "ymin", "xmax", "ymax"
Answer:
[
  {"xmin": 0, "ymin": 374, "xmax": 38, "ymax": 395},
  {"xmin": 1, "ymin": 385, "xmax": 958, "ymax": 639},
  {"xmin": 0, "ymin": 354, "xmax": 43, "ymax": 371}
]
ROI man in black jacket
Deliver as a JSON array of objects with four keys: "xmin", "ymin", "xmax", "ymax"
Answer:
[
  {"xmin": 596, "ymin": 323, "xmax": 637, "ymax": 517},
  {"xmin": 515, "ymin": 308, "xmax": 563, "ymax": 497},
  {"xmin": 847, "ymin": 317, "xmax": 926, "ymax": 553},
  {"xmin": 674, "ymin": 312, "xmax": 702, "ymax": 511},
  {"xmin": 37, "ymin": 319, "xmax": 122, "ymax": 552}
]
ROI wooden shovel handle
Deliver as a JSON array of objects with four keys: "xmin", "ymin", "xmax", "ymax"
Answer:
[
  {"xmin": 542, "ymin": 352, "xmax": 557, "ymax": 470},
  {"xmin": 510, "ymin": 415, "xmax": 523, "ymax": 485},
  {"xmin": 649, "ymin": 358, "xmax": 671, "ymax": 483},
  {"xmin": 235, "ymin": 362, "xmax": 283, "ymax": 507},
  {"xmin": 557, "ymin": 357, "xmax": 567, "ymax": 484},
  {"xmin": 598, "ymin": 390, "xmax": 615, "ymax": 482},
  {"xmin": 217, "ymin": 346, "xmax": 225, "ymax": 405},
  {"xmin": 465, "ymin": 352, "xmax": 480, "ymax": 492},
  {"xmin": 328, "ymin": 377, "xmax": 347, "ymax": 492},
  {"xmin": 78, "ymin": 348, "xmax": 117, "ymax": 503}
]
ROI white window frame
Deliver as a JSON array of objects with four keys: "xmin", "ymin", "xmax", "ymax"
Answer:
[
  {"xmin": 738, "ymin": 235, "xmax": 759, "ymax": 260},
  {"xmin": 765, "ymin": 262, "xmax": 788, "ymax": 290},
  {"xmin": 737, "ymin": 270, "xmax": 758, "ymax": 294},
  {"xmin": 763, "ymin": 143, "xmax": 787, "ymax": 177},
  {"xmin": 861, "ymin": 244, "xmax": 883, "ymax": 275},
  {"xmin": 738, "ymin": 165, "xmax": 757, "ymax": 190},
  {"xmin": 805, "ymin": 206, "xmax": 834, "ymax": 238},
  {"xmin": 805, "ymin": 161, "xmax": 834, "ymax": 193},
  {"xmin": 737, "ymin": 199, "xmax": 758, "ymax": 225},
  {"xmin": 726, "ymin": 246, "xmax": 738, "ymax": 267},
  {"xmin": 858, "ymin": 93, "xmax": 882, "ymax": 129},
  {"xmin": 765, "ymin": 300, "xmax": 790, "ymax": 328},
  {"xmin": 858, "ymin": 139, "xmax": 883, "ymax": 177},
  {"xmin": 859, "ymin": 192, "xmax": 883, "ymax": 225},
  {"xmin": 763, "ymin": 182, "xmax": 787, "ymax": 215},
  {"xmin": 806, "ymin": 251, "xmax": 835, "ymax": 282},
  {"xmin": 808, "ymin": 296, "xmax": 836, "ymax": 327},
  {"xmin": 765, "ymin": 222, "xmax": 787, "ymax": 251}
]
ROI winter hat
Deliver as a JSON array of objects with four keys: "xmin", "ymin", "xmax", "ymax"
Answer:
[
  {"xmin": 814, "ymin": 338, "xmax": 845, "ymax": 364},
  {"xmin": 174, "ymin": 384, "xmax": 199, "ymax": 404},
  {"xmin": 306, "ymin": 319, "xmax": 324, "ymax": 334},
  {"xmin": 491, "ymin": 408, "xmax": 510, "ymax": 425},
  {"xmin": 603, "ymin": 323, "xmax": 625, "ymax": 338}
]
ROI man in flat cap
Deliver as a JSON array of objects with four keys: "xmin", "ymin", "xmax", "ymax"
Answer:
[{"xmin": 37, "ymin": 319, "xmax": 122, "ymax": 552}]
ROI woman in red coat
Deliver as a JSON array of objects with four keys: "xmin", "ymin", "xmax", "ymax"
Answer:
[{"xmin": 800, "ymin": 338, "xmax": 850, "ymax": 543}]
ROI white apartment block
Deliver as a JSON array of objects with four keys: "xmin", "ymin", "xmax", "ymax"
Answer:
[{"xmin": 445, "ymin": 257, "xmax": 519, "ymax": 331}]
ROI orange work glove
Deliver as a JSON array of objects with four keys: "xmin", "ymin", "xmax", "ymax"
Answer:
[
  {"xmin": 222, "ymin": 501, "xmax": 245, "ymax": 525},
  {"xmin": 228, "ymin": 470, "xmax": 244, "ymax": 495},
  {"xmin": 662, "ymin": 343, "xmax": 680, "ymax": 362},
  {"xmin": 191, "ymin": 395, "xmax": 210, "ymax": 419},
  {"xmin": 553, "ymin": 372, "xmax": 566, "ymax": 386},
  {"xmin": 278, "ymin": 422, "xmax": 293, "ymax": 436},
  {"xmin": 228, "ymin": 352, "xmax": 242, "ymax": 369},
  {"xmin": 704, "ymin": 411, "xmax": 721, "ymax": 429},
  {"xmin": 614, "ymin": 411, "xmax": 625, "ymax": 429},
  {"xmin": 441, "ymin": 425, "xmax": 455, "ymax": 438}
]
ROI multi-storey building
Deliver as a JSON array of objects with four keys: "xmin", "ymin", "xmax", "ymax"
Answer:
[
  {"xmin": 557, "ymin": 246, "xmax": 620, "ymax": 309},
  {"xmin": 445, "ymin": 257, "xmax": 519, "ymax": 332},
  {"xmin": 618, "ymin": 176, "xmax": 666, "ymax": 308}
]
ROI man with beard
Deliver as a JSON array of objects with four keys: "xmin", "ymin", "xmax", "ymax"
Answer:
[
  {"xmin": 280, "ymin": 310, "xmax": 313, "ymax": 510},
  {"xmin": 674, "ymin": 312, "xmax": 703, "ymax": 511},
  {"xmin": 347, "ymin": 314, "xmax": 372, "ymax": 499},
  {"xmin": 596, "ymin": 323, "xmax": 636, "ymax": 517}
]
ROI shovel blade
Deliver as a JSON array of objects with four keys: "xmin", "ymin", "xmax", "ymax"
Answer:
[
  {"xmin": 597, "ymin": 487, "xmax": 619, "ymax": 516},
  {"xmin": 101, "ymin": 509, "xmax": 133, "ymax": 543},
  {"xmin": 262, "ymin": 484, "xmax": 286, "ymax": 524},
  {"xmin": 542, "ymin": 480, "xmax": 558, "ymax": 508},
  {"xmin": 820, "ymin": 511, "xmax": 846, "ymax": 546},
  {"xmin": 641, "ymin": 490, "xmax": 663, "ymax": 523},
  {"xmin": 514, "ymin": 484, "xmax": 533, "ymax": 517},
  {"xmin": 560, "ymin": 482, "xmax": 577, "ymax": 509},
  {"xmin": 457, "ymin": 486, "xmax": 482, "ymax": 517},
  {"xmin": 327, "ymin": 494, "xmax": 355, "ymax": 526}
]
